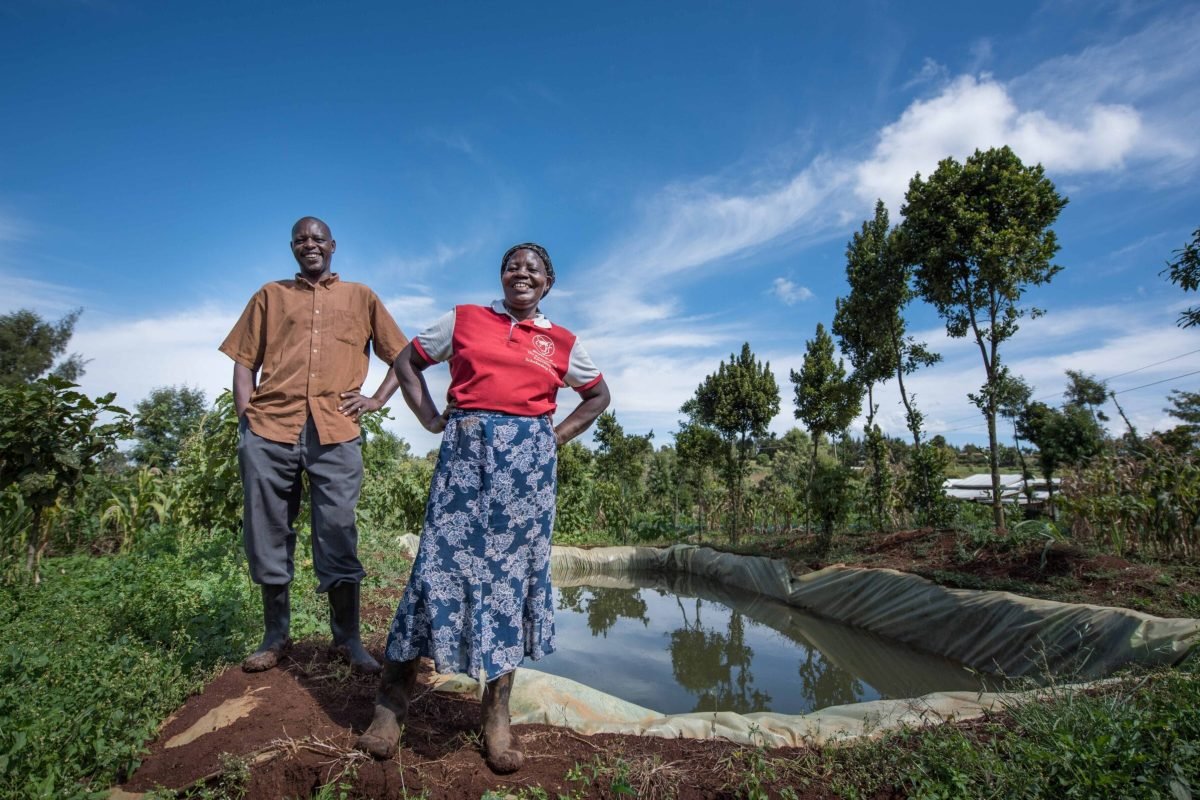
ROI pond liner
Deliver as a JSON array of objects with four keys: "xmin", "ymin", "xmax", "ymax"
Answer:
[{"xmin": 397, "ymin": 535, "xmax": 1200, "ymax": 747}]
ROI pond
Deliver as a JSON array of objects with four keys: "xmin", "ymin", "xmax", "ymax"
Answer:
[{"xmin": 536, "ymin": 572, "xmax": 994, "ymax": 715}]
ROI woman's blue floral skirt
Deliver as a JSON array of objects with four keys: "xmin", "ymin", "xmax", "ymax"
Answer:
[{"xmin": 384, "ymin": 410, "xmax": 558, "ymax": 680}]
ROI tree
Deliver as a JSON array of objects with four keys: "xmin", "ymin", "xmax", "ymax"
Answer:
[
  {"xmin": 1016, "ymin": 401, "xmax": 1103, "ymax": 514},
  {"xmin": 685, "ymin": 343, "xmax": 780, "ymax": 543},
  {"xmin": 0, "ymin": 377, "xmax": 130, "ymax": 580},
  {"xmin": 0, "ymin": 308, "xmax": 86, "ymax": 387},
  {"xmin": 674, "ymin": 420, "xmax": 725, "ymax": 540},
  {"xmin": 1162, "ymin": 389, "xmax": 1200, "ymax": 452},
  {"xmin": 995, "ymin": 372, "xmax": 1035, "ymax": 499},
  {"xmin": 833, "ymin": 200, "xmax": 940, "ymax": 529},
  {"xmin": 592, "ymin": 411, "xmax": 653, "ymax": 542},
  {"xmin": 791, "ymin": 323, "xmax": 863, "ymax": 532},
  {"xmin": 130, "ymin": 385, "xmax": 208, "ymax": 469},
  {"xmin": 902, "ymin": 145, "xmax": 1067, "ymax": 530},
  {"xmin": 1161, "ymin": 227, "xmax": 1200, "ymax": 328},
  {"xmin": 1064, "ymin": 370, "xmax": 1109, "ymax": 425}
]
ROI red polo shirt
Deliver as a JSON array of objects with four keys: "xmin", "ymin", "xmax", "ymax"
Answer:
[{"xmin": 412, "ymin": 302, "xmax": 602, "ymax": 417}]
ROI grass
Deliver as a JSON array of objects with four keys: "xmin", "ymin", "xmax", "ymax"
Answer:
[
  {"xmin": 0, "ymin": 521, "xmax": 399, "ymax": 800},
  {"xmin": 0, "ymin": 530, "xmax": 255, "ymax": 799},
  {"xmin": 817, "ymin": 662, "xmax": 1200, "ymax": 799}
]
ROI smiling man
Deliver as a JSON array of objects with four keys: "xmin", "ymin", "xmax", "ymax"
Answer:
[{"xmin": 219, "ymin": 216, "xmax": 408, "ymax": 675}]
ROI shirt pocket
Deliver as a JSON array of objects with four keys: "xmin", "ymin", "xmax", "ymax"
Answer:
[{"xmin": 332, "ymin": 310, "xmax": 370, "ymax": 352}]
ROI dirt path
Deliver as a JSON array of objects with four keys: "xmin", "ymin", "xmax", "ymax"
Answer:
[{"xmin": 119, "ymin": 642, "xmax": 826, "ymax": 799}]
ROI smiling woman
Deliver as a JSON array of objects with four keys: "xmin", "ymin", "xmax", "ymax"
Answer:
[{"xmin": 356, "ymin": 242, "xmax": 611, "ymax": 774}]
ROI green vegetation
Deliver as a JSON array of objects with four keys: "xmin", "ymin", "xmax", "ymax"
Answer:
[
  {"xmin": 1162, "ymin": 226, "xmax": 1200, "ymax": 329},
  {"xmin": 0, "ymin": 531, "xmax": 254, "ymax": 799},
  {"xmin": 1, "ymin": 151, "xmax": 1197, "ymax": 798}
]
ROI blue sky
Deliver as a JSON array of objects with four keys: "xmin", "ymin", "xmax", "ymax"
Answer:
[{"xmin": 3, "ymin": 0, "xmax": 1198, "ymax": 452}]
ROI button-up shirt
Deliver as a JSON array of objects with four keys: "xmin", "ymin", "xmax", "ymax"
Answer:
[{"xmin": 219, "ymin": 274, "xmax": 408, "ymax": 445}]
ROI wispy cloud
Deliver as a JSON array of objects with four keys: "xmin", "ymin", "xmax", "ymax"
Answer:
[
  {"xmin": 0, "ymin": 272, "xmax": 86, "ymax": 315},
  {"xmin": 770, "ymin": 277, "xmax": 814, "ymax": 305}
]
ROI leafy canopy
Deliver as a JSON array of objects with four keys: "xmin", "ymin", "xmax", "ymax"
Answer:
[
  {"xmin": 687, "ymin": 342, "xmax": 780, "ymax": 445},
  {"xmin": 131, "ymin": 385, "xmax": 208, "ymax": 469},
  {"xmin": 0, "ymin": 308, "xmax": 87, "ymax": 387},
  {"xmin": 791, "ymin": 322, "xmax": 861, "ymax": 447},
  {"xmin": 1161, "ymin": 226, "xmax": 1200, "ymax": 328}
]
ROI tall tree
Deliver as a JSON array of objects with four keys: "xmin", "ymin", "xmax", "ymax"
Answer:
[
  {"xmin": 0, "ymin": 308, "xmax": 86, "ymax": 387},
  {"xmin": 130, "ymin": 385, "xmax": 208, "ymax": 469},
  {"xmin": 1161, "ymin": 227, "xmax": 1200, "ymax": 328},
  {"xmin": 901, "ymin": 145, "xmax": 1067, "ymax": 530},
  {"xmin": 791, "ymin": 323, "xmax": 863, "ymax": 531},
  {"xmin": 686, "ymin": 343, "xmax": 780, "ymax": 543},
  {"xmin": 833, "ymin": 200, "xmax": 940, "ymax": 528}
]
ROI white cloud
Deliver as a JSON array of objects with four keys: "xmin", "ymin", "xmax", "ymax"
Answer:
[
  {"xmin": 854, "ymin": 75, "xmax": 1143, "ymax": 211},
  {"xmin": 73, "ymin": 307, "xmax": 239, "ymax": 411},
  {"xmin": 770, "ymin": 277, "xmax": 814, "ymax": 305}
]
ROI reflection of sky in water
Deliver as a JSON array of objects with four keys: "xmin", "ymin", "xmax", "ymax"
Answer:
[{"xmin": 536, "ymin": 583, "xmax": 985, "ymax": 715}]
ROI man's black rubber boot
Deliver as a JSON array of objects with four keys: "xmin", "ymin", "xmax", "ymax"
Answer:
[
  {"xmin": 328, "ymin": 581, "xmax": 382, "ymax": 674},
  {"xmin": 243, "ymin": 583, "xmax": 291, "ymax": 672}
]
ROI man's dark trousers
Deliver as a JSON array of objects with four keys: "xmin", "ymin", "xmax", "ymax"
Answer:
[{"xmin": 237, "ymin": 415, "xmax": 366, "ymax": 592}]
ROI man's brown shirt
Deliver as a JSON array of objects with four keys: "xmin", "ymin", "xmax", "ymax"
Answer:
[{"xmin": 220, "ymin": 274, "xmax": 407, "ymax": 445}]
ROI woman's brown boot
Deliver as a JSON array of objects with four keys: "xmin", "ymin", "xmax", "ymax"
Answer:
[
  {"xmin": 482, "ymin": 671, "xmax": 524, "ymax": 774},
  {"xmin": 355, "ymin": 657, "xmax": 419, "ymax": 759}
]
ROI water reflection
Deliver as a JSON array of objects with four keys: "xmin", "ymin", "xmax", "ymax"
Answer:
[
  {"xmin": 669, "ymin": 600, "xmax": 771, "ymax": 713},
  {"xmin": 557, "ymin": 585, "xmax": 648, "ymax": 637},
  {"xmin": 540, "ymin": 572, "xmax": 989, "ymax": 715}
]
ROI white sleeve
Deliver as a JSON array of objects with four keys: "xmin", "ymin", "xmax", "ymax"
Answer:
[
  {"xmin": 414, "ymin": 309, "xmax": 456, "ymax": 363},
  {"xmin": 565, "ymin": 340, "xmax": 602, "ymax": 389}
]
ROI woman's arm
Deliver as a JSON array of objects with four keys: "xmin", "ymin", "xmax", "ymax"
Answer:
[
  {"xmin": 393, "ymin": 342, "xmax": 452, "ymax": 433},
  {"xmin": 554, "ymin": 378, "xmax": 611, "ymax": 446}
]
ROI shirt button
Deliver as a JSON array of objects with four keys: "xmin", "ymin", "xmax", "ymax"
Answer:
[
  {"xmin": 315, "ymin": 309, "xmax": 321, "ymax": 314},
  {"xmin": 313, "ymin": 348, "xmax": 318, "ymax": 353}
]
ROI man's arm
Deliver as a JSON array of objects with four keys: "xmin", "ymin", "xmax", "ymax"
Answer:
[
  {"xmin": 393, "ymin": 342, "xmax": 453, "ymax": 433},
  {"xmin": 232, "ymin": 363, "xmax": 257, "ymax": 419},
  {"xmin": 554, "ymin": 378, "xmax": 611, "ymax": 447}
]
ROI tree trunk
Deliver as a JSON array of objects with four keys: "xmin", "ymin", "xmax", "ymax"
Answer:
[{"xmin": 986, "ymin": 405, "xmax": 1006, "ymax": 532}]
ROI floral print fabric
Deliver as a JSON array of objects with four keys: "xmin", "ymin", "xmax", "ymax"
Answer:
[{"xmin": 384, "ymin": 410, "xmax": 558, "ymax": 680}]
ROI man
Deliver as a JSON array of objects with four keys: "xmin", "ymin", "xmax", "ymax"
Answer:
[{"xmin": 220, "ymin": 216, "xmax": 407, "ymax": 674}]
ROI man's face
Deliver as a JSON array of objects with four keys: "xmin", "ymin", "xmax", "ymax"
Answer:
[{"xmin": 291, "ymin": 218, "xmax": 336, "ymax": 279}]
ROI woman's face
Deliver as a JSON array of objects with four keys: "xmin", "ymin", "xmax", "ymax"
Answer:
[{"xmin": 501, "ymin": 248, "xmax": 550, "ymax": 318}]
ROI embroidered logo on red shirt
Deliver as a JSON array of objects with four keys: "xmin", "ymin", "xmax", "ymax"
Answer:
[{"xmin": 532, "ymin": 334, "xmax": 555, "ymax": 357}]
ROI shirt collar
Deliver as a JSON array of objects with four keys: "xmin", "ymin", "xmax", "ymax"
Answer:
[
  {"xmin": 294, "ymin": 272, "xmax": 341, "ymax": 289},
  {"xmin": 491, "ymin": 299, "xmax": 552, "ymax": 328}
]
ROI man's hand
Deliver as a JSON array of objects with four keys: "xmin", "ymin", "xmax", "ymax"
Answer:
[{"xmin": 338, "ymin": 391, "xmax": 384, "ymax": 418}]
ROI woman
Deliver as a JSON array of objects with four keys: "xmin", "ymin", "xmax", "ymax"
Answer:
[{"xmin": 356, "ymin": 243, "xmax": 610, "ymax": 773}]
